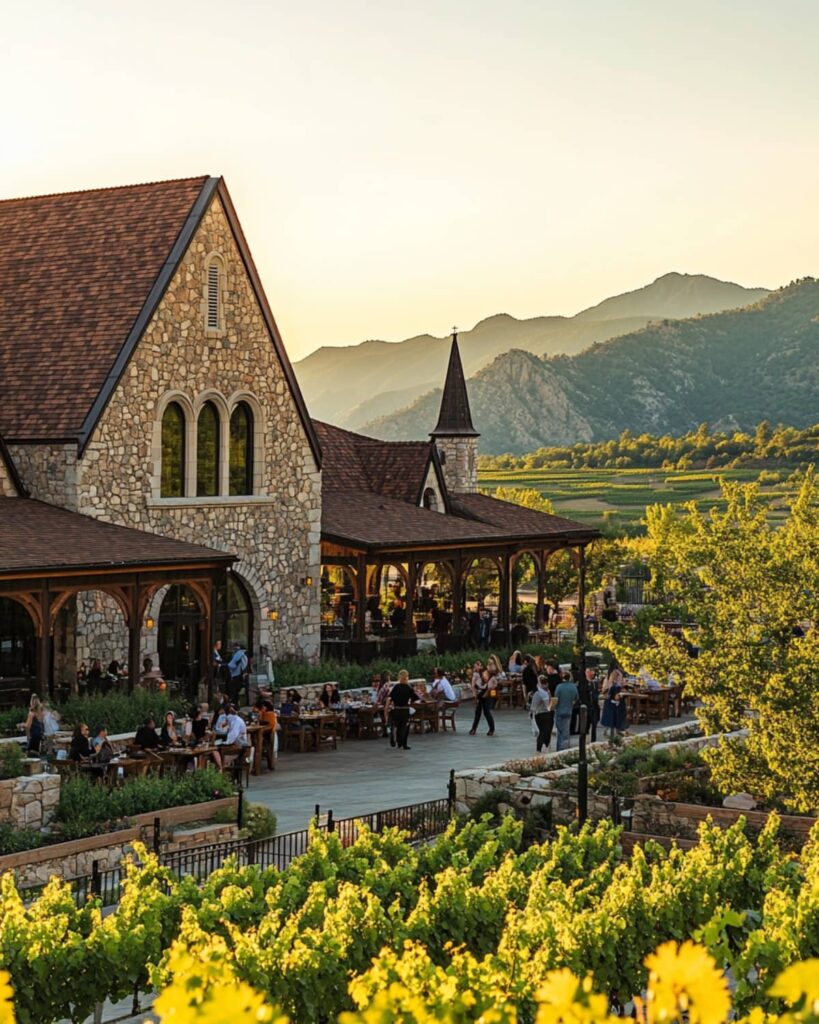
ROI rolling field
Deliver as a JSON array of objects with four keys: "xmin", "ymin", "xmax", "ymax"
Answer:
[{"xmin": 478, "ymin": 466, "xmax": 798, "ymax": 534}]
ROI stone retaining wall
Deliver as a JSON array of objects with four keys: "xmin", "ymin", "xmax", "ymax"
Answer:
[{"xmin": 0, "ymin": 773, "xmax": 61, "ymax": 830}]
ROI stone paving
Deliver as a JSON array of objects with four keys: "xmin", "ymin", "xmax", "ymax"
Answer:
[{"xmin": 247, "ymin": 708, "xmax": 696, "ymax": 833}]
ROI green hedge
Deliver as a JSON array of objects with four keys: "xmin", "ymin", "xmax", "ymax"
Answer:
[
  {"xmin": 0, "ymin": 689, "xmax": 178, "ymax": 739},
  {"xmin": 272, "ymin": 642, "xmax": 577, "ymax": 691}
]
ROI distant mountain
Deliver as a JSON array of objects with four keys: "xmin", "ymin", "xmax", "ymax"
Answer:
[
  {"xmin": 363, "ymin": 279, "xmax": 819, "ymax": 454},
  {"xmin": 295, "ymin": 273, "xmax": 769, "ymax": 429}
]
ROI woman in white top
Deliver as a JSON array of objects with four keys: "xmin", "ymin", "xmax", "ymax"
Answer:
[{"xmin": 487, "ymin": 654, "xmax": 507, "ymax": 680}]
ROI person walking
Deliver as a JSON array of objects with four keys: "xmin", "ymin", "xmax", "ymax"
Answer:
[
  {"xmin": 530, "ymin": 675, "xmax": 553, "ymax": 752},
  {"xmin": 226, "ymin": 642, "xmax": 249, "ymax": 703},
  {"xmin": 469, "ymin": 667, "xmax": 497, "ymax": 737},
  {"xmin": 387, "ymin": 669, "xmax": 419, "ymax": 750},
  {"xmin": 577, "ymin": 667, "xmax": 600, "ymax": 742},
  {"xmin": 552, "ymin": 674, "xmax": 579, "ymax": 752}
]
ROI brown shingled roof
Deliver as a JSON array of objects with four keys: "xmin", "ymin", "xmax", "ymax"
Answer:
[
  {"xmin": 0, "ymin": 177, "xmax": 209, "ymax": 440},
  {"xmin": 0, "ymin": 498, "xmax": 234, "ymax": 576},
  {"xmin": 314, "ymin": 420, "xmax": 433, "ymax": 504}
]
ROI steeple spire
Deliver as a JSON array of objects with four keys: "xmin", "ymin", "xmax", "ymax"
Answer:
[{"xmin": 430, "ymin": 329, "xmax": 479, "ymax": 438}]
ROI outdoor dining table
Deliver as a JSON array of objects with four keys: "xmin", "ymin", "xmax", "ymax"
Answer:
[
  {"xmin": 245, "ymin": 722, "xmax": 272, "ymax": 776},
  {"xmin": 623, "ymin": 687, "xmax": 672, "ymax": 724},
  {"xmin": 161, "ymin": 744, "xmax": 221, "ymax": 771}
]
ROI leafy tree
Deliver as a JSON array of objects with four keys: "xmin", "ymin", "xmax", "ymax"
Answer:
[
  {"xmin": 600, "ymin": 468, "xmax": 819, "ymax": 812},
  {"xmin": 492, "ymin": 486, "xmax": 555, "ymax": 514}
]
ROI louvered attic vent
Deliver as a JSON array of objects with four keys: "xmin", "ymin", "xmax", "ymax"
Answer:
[{"xmin": 207, "ymin": 264, "xmax": 220, "ymax": 328}]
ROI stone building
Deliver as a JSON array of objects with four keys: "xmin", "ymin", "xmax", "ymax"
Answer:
[{"xmin": 0, "ymin": 176, "xmax": 322, "ymax": 690}]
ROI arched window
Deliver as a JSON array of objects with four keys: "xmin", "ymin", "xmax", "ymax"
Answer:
[
  {"xmin": 229, "ymin": 402, "xmax": 254, "ymax": 496},
  {"xmin": 161, "ymin": 402, "xmax": 186, "ymax": 498},
  {"xmin": 196, "ymin": 401, "xmax": 220, "ymax": 497},
  {"xmin": 206, "ymin": 255, "xmax": 223, "ymax": 331},
  {"xmin": 422, "ymin": 487, "xmax": 438, "ymax": 511}
]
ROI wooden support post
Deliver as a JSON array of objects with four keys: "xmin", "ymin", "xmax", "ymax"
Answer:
[
  {"xmin": 127, "ymin": 583, "xmax": 141, "ymax": 695},
  {"xmin": 38, "ymin": 585, "xmax": 52, "ymax": 699},
  {"xmin": 355, "ymin": 555, "xmax": 367, "ymax": 642},
  {"xmin": 576, "ymin": 546, "xmax": 587, "ymax": 675},
  {"xmin": 535, "ymin": 551, "xmax": 546, "ymax": 629},
  {"xmin": 405, "ymin": 561, "xmax": 417, "ymax": 637},
  {"xmin": 500, "ymin": 552, "xmax": 512, "ymax": 642}
]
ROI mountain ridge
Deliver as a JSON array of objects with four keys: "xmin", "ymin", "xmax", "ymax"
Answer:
[
  {"xmin": 295, "ymin": 273, "xmax": 769, "ymax": 430},
  {"xmin": 361, "ymin": 278, "xmax": 819, "ymax": 454}
]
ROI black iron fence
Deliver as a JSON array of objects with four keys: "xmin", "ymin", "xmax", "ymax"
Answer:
[{"xmin": 19, "ymin": 784, "xmax": 457, "ymax": 908}]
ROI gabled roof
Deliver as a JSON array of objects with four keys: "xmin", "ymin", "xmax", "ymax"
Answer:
[
  {"xmin": 0, "ymin": 435, "xmax": 27, "ymax": 497},
  {"xmin": 0, "ymin": 498, "xmax": 235, "ymax": 576},
  {"xmin": 0, "ymin": 176, "xmax": 321, "ymax": 464},
  {"xmin": 430, "ymin": 334, "xmax": 479, "ymax": 438},
  {"xmin": 314, "ymin": 420, "xmax": 433, "ymax": 505},
  {"xmin": 315, "ymin": 418, "xmax": 597, "ymax": 552}
]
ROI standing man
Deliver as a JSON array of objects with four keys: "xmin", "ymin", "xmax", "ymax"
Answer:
[
  {"xmin": 227, "ymin": 642, "xmax": 248, "ymax": 704},
  {"xmin": 578, "ymin": 666, "xmax": 600, "ymax": 742},
  {"xmin": 387, "ymin": 669, "xmax": 419, "ymax": 750},
  {"xmin": 552, "ymin": 674, "xmax": 579, "ymax": 752}
]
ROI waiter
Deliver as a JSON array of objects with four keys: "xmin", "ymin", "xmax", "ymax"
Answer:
[{"xmin": 386, "ymin": 669, "xmax": 419, "ymax": 750}]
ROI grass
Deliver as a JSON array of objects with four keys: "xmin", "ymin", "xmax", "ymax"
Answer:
[{"xmin": 479, "ymin": 466, "xmax": 799, "ymax": 535}]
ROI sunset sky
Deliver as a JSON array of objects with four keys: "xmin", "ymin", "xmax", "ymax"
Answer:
[{"xmin": 4, "ymin": 0, "xmax": 818, "ymax": 360}]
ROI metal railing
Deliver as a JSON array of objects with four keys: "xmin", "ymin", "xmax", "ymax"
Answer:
[{"xmin": 19, "ymin": 786, "xmax": 457, "ymax": 908}]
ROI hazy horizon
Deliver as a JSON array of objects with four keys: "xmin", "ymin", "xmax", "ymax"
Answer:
[{"xmin": 4, "ymin": 0, "xmax": 818, "ymax": 360}]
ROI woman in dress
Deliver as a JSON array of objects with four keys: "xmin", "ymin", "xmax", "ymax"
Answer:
[
  {"xmin": 600, "ymin": 670, "xmax": 627, "ymax": 739},
  {"xmin": 25, "ymin": 696, "xmax": 44, "ymax": 755}
]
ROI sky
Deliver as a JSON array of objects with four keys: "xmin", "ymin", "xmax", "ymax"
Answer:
[{"xmin": 3, "ymin": 0, "xmax": 819, "ymax": 360}]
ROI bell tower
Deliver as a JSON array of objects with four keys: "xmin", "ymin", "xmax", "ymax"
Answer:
[{"xmin": 430, "ymin": 330, "xmax": 479, "ymax": 493}]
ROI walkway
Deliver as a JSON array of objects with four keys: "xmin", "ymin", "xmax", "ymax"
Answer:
[{"xmin": 248, "ymin": 709, "xmax": 695, "ymax": 833}]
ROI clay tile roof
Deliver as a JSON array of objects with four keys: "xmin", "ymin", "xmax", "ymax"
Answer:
[
  {"xmin": 0, "ymin": 498, "xmax": 234, "ymax": 576},
  {"xmin": 0, "ymin": 176, "xmax": 209, "ymax": 441},
  {"xmin": 449, "ymin": 491, "xmax": 596, "ymax": 538},
  {"xmin": 430, "ymin": 335, "xmax": 479, "ymax": 437}
]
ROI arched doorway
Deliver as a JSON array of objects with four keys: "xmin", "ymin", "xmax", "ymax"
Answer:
[
  {"xmin": 158, "ymin": 576, "xmax": 254, "ymax": 689},
  {"xmin": 158, "ymin": 585, "xmax": 202, "ymax": 688},
  {"xmin": 214, "ymin": 574, "xmax": 254, "ymax": 657},
  {"xmin": 0, "ymin": 597, "xmax": 36, "ymax": 680}
]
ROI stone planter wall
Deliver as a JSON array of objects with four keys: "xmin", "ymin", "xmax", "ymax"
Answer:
[
  {"xmin": 453, "ymin": 722, "xmax": 705, "ymax": 822},
  {"xmin": 0, "ymin": 796, "xmax": 240, "ymax": 889},
  {"xmin": 0, "ymin": 773, "xmax": 61, "ymax": 830},
  {"xmin": 629, "ymin": 795, "xmax": 817, "ymax": 842}
]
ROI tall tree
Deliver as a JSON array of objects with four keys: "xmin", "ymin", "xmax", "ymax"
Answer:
[{"xmin": 600, "ymin": 468, "xmax": 819, "ymax": 812}]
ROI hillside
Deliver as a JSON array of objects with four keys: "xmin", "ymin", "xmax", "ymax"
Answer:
[
  {"xmin": 295, "ymin": 273, "xmax": 768, "ymax": 429},
  {"xmin": 364, "ymin": 279, "xmax": 819, "ymax": 454}
]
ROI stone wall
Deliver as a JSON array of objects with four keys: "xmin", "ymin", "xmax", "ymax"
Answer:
[
  {"xmin": 0, "ymin": 456, "xmax": 18, "ymax": 497},
  {"xmin": 434, "ymin": 437, "xmax": 478, "ymax": 494},
  {"xmin": 0, "ymin": 773, "xmax": 60, "ymax": 830},
  {"xmin": 73, "ymin": 194, "xmax": 322, "ymax": 665},
  {"xmin": 75, "ymin": 591, "xmax": 129, "ymax": 669},
  {"xmin": 6, "ymin": 443, "xmax": 78, "ymax": 508}
]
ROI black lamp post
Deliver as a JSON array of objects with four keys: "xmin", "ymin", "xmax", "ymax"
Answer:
[{"xmin": 577, "ymin": 704, "xmax": 589, "ymax": 826}]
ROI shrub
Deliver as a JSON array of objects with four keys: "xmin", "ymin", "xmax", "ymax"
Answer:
[
  {"xmin": 241, "ymin": 803, "xmax": 277, "ymax": 841},
  {"xmin": 0, "ymin": 743, "xmax": 24, "ymax": 780},
  {"xmin": 0, "ymin": 822, "xmax": 45, "ymax": 855}
]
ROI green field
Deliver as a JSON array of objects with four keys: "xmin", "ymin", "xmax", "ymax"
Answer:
[{"xmin": 478, "ymin": 466, "xmax": 799, "ymax": 534}]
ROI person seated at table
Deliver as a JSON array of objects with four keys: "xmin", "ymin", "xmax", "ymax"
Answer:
[
  {"xmin": 639, "ymin": 667, "xmax": 662, "ymax": 690},
  {"xmin": 91, "ymin": 724, "xmax": 115, "ymax": 764},
  {"xmin": 69, "ymin": 722, "xmax": 94, "ymax": 763},
  {"xmin": 429, "ymin": 667, "xmax": 456, "ymax": 703},
  {"xmin": 218, "ymin": 707, "xmax": 249, "ymax": 748},
  {"xmin": 134, "ymin": 715, "xmax": 160, "ymax": 750},
  {"xmin": 160, "ymin": 711, "xmax": 183, "ymax": 748},
  {"xmin": 184, "ymin": 705, "xmax": 209, "ymax": 744},
  {"xmin": 318, "ymin": 683, "xmax": 341, "ymax": 708},
  {"xmin": 255, "ymin": 698, "xmax": 277, "ymax": 731},
  {"xmin": 507, "ymin": 650, "xmax": 524, "ymax": 675}
]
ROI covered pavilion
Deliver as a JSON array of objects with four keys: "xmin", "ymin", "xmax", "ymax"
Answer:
[
  {"xmin": 316, "ymin": 335, "xmax": 599, "ymax": 660},
  {"xmin": 0, "ymin": 436, "xmax": 235, "ymax": 699}
]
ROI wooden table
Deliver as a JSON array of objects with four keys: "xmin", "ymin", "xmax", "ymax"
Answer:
[
  {"xmin": 161, "ymin": 745, "xmax": 220, "ymax": 771},
  {"xmin": 623, "ymin": 688, "xmax": 672, "ymax": 724},
  {"xmin": 245, "ymin": 723, "xmax": 272, "ymax": 775}
]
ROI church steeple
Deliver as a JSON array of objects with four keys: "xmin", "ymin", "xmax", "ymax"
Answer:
[
  {"xmin": 430, "ymin": 330, "xmax": 479, "ymax": 493},
  {"xmin": 431, "ymin": 330, "xmax": 479, "ymax": 438}
]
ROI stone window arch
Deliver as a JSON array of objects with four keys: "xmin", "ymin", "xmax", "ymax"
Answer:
[
  {"xmin": 422, "ymin": 487, "xmax": 438, "ymax": 511},
  {"xmin": 196, "ymin": 400, "xmax": 221, "ymax": 497},
  {"xmin": 229, "ymin": 401, "xmax": 254, "ymax": 496},
  {"xmin": 203, "ymin": 252, "xmax": 227, "ymax": 334},
  {"xmin": 161, "ymin": 401, "xmax": 187, "ymax": 497}
]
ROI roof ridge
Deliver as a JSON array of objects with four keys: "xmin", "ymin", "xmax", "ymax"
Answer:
[{"xmin": 0, "ymin": 175, "xmax": 211, "ymax": 206}]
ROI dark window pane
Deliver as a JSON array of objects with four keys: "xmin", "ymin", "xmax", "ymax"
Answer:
[
  {"xmin": 0, "ymin": 597, "xmax": 36, "ymax": 678},
  {"xmin": 229, "ymin": 402, "xmax": 253, "ymax": 496},
  {"xmin": 161, "ymin": 402, "xmax": 186, "ymax": 498},
  {"xmin": 197, "ymin": 402, "xmax": 220, "ymax": 497}
]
